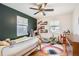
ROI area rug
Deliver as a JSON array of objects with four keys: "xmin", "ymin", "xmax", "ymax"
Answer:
[
  {"xmin": 30, "ymin": 43, "xmax": 72, "ymax": 56},
  {"xmin": 40, "ymin": 43, "xmax": 64, "ymax": 55}
]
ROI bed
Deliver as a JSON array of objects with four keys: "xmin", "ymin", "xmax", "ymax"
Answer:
[{"xmin": 0, "ymin": 37, "xmax": 39, "ymax": 56}]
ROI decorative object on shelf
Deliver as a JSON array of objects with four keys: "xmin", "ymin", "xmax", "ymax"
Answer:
[
  {"xmin": 38, "ymin": 21, "xmax": 48, "ymax": 25},
  {"xmin": 40, "ymin": 29, "xmax": 48, "ymax": 33},
  {"xmin": 40, "ymin": 21, "xmax": 48, "ymax": 25},
  {"xmin": 40, "ymin": 26, "xmax": 45, "ymax": 29},
  {"xmin": 29, "ymin": 29, "xmax": 34, "ymax": 37},
  {"xmin": 37, "ymin": 20, "xmax": 48, "ymax": 33},
  {"xmin": 63, "ymin": 30, "xmax": 71, "ymax": 36},
  {"xmin": 38, "ymin": 21, "xmax": 42, "ymax": 24}
]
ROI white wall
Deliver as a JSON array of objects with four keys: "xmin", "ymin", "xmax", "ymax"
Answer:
[
  {"xmin": 55, "ymin": 13, "xmax": 73, "ymax": 33},
  {"xmin": 44, "ymin": 13, "xmax": 73, "ymax": 33},
  {"xmin": 36, "ymin": 6, "xmax": 79, "ymax": 38},
  {"xmin": 36, "ymin": 12, "xmax": 73, "ymax": 38},
  {"xmin": 72, "ymin": 6, "xmax": 79, "ymax": 35}
]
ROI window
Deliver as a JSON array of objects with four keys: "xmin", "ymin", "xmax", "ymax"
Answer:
[
  {"xmin": 49, "ymin": 20, "xmax": 60, "ymax": 34},
  {"xmin": 17, "ymin": 16, "xmax": 28, "ymax": 36}
]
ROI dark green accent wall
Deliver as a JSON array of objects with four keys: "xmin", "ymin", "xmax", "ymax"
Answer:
[{"xmin": 0, "ymin": 4, "xmax": 37, "ymax": 40}]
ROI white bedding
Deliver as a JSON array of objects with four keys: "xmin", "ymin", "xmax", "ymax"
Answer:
[
  {"xmin": 0, "ymin": 37, "xmax": 39, "ymax": 56},
  {"xmin": 0, "ymin": 46, "xmax": 6, "ymax": 56},
  {"xmin": 14, "ymin": 37, "xmax": 32, "ymax": 43}
]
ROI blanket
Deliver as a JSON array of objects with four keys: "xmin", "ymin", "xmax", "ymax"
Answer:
[{"xmin": 0, "ymin": 46, "xmax": 6, "ymax": 56}]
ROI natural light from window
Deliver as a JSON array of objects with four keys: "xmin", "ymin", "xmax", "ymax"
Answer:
[{"xmin": 49, "ymin": 20, "xmax": 60, "ymax": 36}]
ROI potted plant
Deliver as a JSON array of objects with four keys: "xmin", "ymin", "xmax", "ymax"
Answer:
[{"xmin": 49, "ymin": 37, "xmax": 58, "ymax": 45}]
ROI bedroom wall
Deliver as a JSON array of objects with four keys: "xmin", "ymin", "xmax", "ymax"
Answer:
[
  {"xmin": 72, "ymin": 6, "xmax": 79, "ymax": 35},
  {"xmin": 55, "ymin": 12, "xmax": 73, "ymax": 33},
  {"xmin": 36, "ymin": 12, "xmax": 73, "ymax": 38},
  {"xmin": 0, "ymin": 4, "xmax": 37, "ymax": 40}
]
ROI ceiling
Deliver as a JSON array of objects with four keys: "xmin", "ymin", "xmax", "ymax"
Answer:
[{"xmin": 3, "ymin": 3, "xmax": 79, "ymax": 18}]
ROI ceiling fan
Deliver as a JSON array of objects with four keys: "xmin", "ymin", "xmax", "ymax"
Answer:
[{"xmin": 30, "ymin": 3, "xmax": 54, "ymax": 16}]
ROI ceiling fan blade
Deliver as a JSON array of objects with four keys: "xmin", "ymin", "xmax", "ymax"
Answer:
[
  {"xmin": 34, "ymin": 11, "xmax": 40, "ymax": 15},
  {"xmin": 44, "ymin": 9, "xmax": 54, "ymax": 11},
  {"xmin": 30, "ymin": 7, "xmax": 38, "ymax": 10},
  {"xmin": 44, "ymin": 3, "xmax": 47, "ymax": 7},
  {"xmin": 42, "ymin": 12, "xmax": 46, "ymax": 16},
  {"xmin": 38, "ymin": 4, "xmax": 42, "ymax": 9}
]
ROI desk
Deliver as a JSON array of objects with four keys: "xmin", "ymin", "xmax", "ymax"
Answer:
[{"xmin": 66, "ymin": 34, "xmax": 79, "ymax": 56}]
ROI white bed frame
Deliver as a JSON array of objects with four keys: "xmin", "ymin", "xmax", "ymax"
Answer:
[{"xmin": 1, "ymin": 37, "xmax": 38, "ymax": 56}]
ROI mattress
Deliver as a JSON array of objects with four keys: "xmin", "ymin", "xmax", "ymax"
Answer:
[
  {"xmin": 1, "ymin": 37, "xmax": 39, "ymax": 56},
  {"xmin": 14, "ymin": 37, "xmax": 32, "ymax": 43}
]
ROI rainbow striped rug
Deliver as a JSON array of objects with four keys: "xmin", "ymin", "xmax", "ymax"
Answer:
[{"xmin": 39, "ymin": 43, "xmax": 64, "ymax": 56}]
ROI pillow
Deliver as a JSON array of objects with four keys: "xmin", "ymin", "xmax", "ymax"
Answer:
[
  {"xmin": 5, "ymin": 38, "xmax": 11, "ymax": 43},
  {"xmin": 5, "ymin": 38, "xmax": 16, "ymax": 45},
  {"xmin": 10, "ymin": 40, "xmax": 16, "ymax": 45},
  {"xmin": 0, "ymin": 41, "xmax": 10, "ymax": 46}
]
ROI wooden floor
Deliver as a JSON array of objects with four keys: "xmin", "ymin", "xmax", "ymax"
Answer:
[
  {"xmin": 29, "ymin": 50, "xmax": 66, "ymax": 56},
  {"xmin": 29, "ymin": 50, "xmax": 48, "ymax": 56}
]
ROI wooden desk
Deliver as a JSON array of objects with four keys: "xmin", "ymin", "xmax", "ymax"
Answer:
[{"xmin": 66, "ymin": 35, "xmax": 79, "ymax": 56}]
